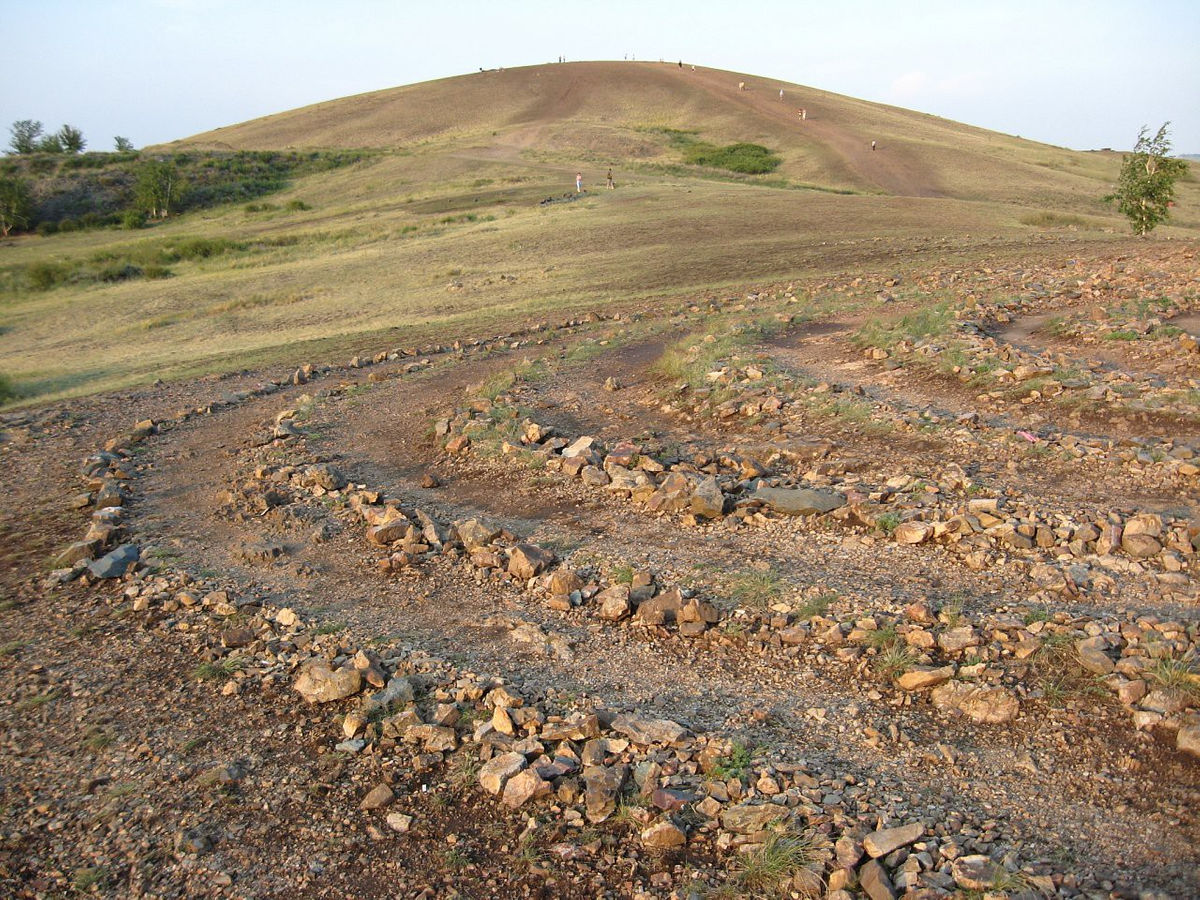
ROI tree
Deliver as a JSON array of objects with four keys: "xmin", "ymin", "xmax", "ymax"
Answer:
[
  {"xmin": 1106, "ymin": 123, "xmax": 1190, "ymax": 236},
  {"xmin": 135, "ymin": 159, "xmax": 185, "ymax": 218},
  {"xmin": 57, "ymin": 124, "xmax": 85, "ymax": 153},
  {"xmin": 9, "ymin": 119, "xmax": 43, "ymax": 154},
  {"xmin": 0, "ymin": 176, "xmax": 33, "ymax": 236},
  {"xmin": 114, "ymin": 136, "xmax": 134, "ymax": 152},
  {"xmin": 37, "ymin": 133, "xmax": 63, "ymax": 154}
]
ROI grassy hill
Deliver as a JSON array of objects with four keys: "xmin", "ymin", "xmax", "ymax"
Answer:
[{"xmin": 2, "ymin": 62, "xmax": 1197, "ymax": 406}]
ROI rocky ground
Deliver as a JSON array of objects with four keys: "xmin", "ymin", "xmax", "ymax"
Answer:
[{"xmin": 1, "ymin": 241, "xmax": 1198, "ymax": 899}]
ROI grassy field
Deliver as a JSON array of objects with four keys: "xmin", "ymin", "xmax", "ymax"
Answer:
[{"xmin": 2, "ymin": 62, "xmax": 1197, "ymax": 406}]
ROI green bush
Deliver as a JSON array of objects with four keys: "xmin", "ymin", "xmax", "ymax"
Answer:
[
  {"xmin": 285, "ymin": 199, "xmax": 310, "ymax": 211},
  {"xmin": 97, "ymin": 262, "xmax": 142, "ymax": 282},
  {"xmin": 122, "ymin": 209, "xmax": 147, "ymax": 230},
  {"xmin": 36, "ymin": 221, "xmax": 57, "ymax": 236},
  {"xmin": 142, "ymin": 265, "xmax": 172, "ymax": 279},
  {"xmin": 26, "ymin": 261, "xmax": 66, "ymax": 291},
  {"xmin": 682, "ymin": 141, "xmax": 781, "ymax": 174},
  {"xmin": 0, "ymin": 373, "xmax": 16, "ymax": 404}
]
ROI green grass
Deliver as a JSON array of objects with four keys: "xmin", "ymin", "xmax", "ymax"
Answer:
[
  {"xmin": 190, "ymin": 656, "xmax": 244, "ymax": 681},
  {"xmin": 710, "ymin": 742, "xmax": 756, "ymax": 781},
  {"xmin": 874, "ymin": 643, "xmax": 918, "ymax": 679},
  {"xmin": 794, "ymin": 592, "xmax": 836, "ymax": 619},
  {"xmin": 1147, "ymin": 653, "xmax": 1200, "ymax": 699},
  {"xmin": 72, "ymin": 866, "xmax": 108, "ymax": 893},
  {"xmin": 876, "ymin": 512, "xmax": 901, "ymax": 536},
  {"xmin": 852, "ymin": 303, "xmax": 954, "ymax": 350},
  {"xmin": 731, "ymin": 830, "xmax": 824, "ymax": 897},
  {"xmin": 1019, "ymin": 211, "xmax": 1091, "ymax": 228},
  {"xmin": 723, "ymin": 570, "xmax": 784, "ymax": 610}
]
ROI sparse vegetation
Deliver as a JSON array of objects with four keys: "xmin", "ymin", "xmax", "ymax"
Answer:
[{"xmin": 731, "ymin": 830, "xmax": 824, "ymax": 897}]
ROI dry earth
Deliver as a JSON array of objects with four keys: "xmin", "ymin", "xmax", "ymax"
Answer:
[{"xmin": 2, "ymin": 241, "xmax": 1199, "ymax": 900}]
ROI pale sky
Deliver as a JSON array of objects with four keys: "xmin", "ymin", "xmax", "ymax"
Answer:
[{"xmin": 2, "ymin": 0, "xmax": 1198, "ymax": 153}]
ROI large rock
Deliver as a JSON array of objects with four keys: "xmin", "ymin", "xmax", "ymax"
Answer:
[
  {"xmin": 1176, "ymin": 722, "xmax": 1200, "ymax": 759},
  {"xmin": 367, "ymin": 517, "xmax": 411, "ymax": 545},
  {"xmin": 611, "ymin": 713, "xmax": 690, "ymax": 745},
  {"xmin": 931, "ymin": 682, "xmax": 1019, "ymax": 724},
  {"xmin": 951, "ymin": 855, "xmax": 1004, "ymax": 891},
  {"xmin": 859, "ymin": 859, "xmax": 896, "ymax": 900},
  {"xmin": 87, "ymin": 543, "xmax": 139, "ymax": 579},
  {"xmin": 893, "ymin": 521, "xmax": 933, "ymax": 544},
  {"xmin": 294, "ymin": 662, "xmax": 362, "ymax": 704},
  {"xmin": 54, "ymin": 540, "xmax": 99, "ymax": 568},
  {"xmin": 479, "ymin": 751, "xmax": 527, "ymax": 795},
  {"xmin": 508, "ymin": 543, "xmax": 556, "ymax": 580},
  {"xmin": 752, "ymin": 486, "xmax": 846, "ymax": 516},
  {"xmin": 863, "ymin": 822, "xmax": 924, "ymax": 858},
  {"xmin": 1075, "ymin": 636, "xmax": 1115, "ymax": 675},
  {"xmin": 690, "ymin": 476, "xmax": 726, "ymax": 518},
  {"xmin": 635, "ymin": 588, "xmax": 683, "ymax": 626}
]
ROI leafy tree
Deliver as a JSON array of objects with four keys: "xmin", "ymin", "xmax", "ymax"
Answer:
[
  {"xmin": 135, "ymin": 159, "xmax": 186, "ymax": 218},
  {"xmin": 57, "ymin": 124, "xmax": 85, "ymax": 153},
  {"xmin": 9, "ymin": 119, "xmax": 44, "ymax": 154},
  {"xmin": 0, "ymin": 176, "xmax": 33, "ymax": 236},
  {"xmin": 37, "ymin": 133, "xmax": 63, "ymax": 154},
  {"xmin": 114, "ymin": 136, "xmax": 134, "ymax": 152},
  {"xmin": 1106, "ymin": 123, "xmax": 1190, "ymax": 235}
]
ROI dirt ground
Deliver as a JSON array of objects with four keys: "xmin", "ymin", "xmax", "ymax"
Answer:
[{"xmin": 2, "ymin": 240, "xmax": 1199, "ymax": 899}]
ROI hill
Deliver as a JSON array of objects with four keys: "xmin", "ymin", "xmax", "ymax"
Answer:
[{"xmin": 171, "ymin": 61, "xmax": 1123, "ymax": 207}]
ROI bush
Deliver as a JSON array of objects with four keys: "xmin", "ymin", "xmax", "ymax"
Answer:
[
  {"xmin": 35, "ymin": 221, "xmax": 58, "ymax": 236},
  {"xmin": 122, "ymin": 209, "xmax": 147, "ymax": 230},
  {"xmin": 58, "ymin": 218, "xmax": 78, "ymax": 233},
  {"xmin": 682, "ymin": 140, "xmax": 781, "ymax": 174},
  {"xmin": 285, "ymin": 199, "xmax": 310, "ymax": 211},
  {"xmin": 0, "ymin": 373, "xmax": 16, "ymax": 404},
  {"xmin": 142, "ymin": 265, "xmax": 172, "ymax": 280},
  {"xmin": 26, "ymin": 261, "xmax": 66, "ymax": 291},
  {"xmin": 97, "ymin": 262, "xmax": 142, "ymax": 282}
]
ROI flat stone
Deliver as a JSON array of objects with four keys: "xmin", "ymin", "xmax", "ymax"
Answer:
[
  {"xmin": 294, "ymin": 662, "xmax": 362, "ymax": 704},
  {"xmin": 931, "ymin": 682, "xmax": 1019, "ymax": 724},
  {"xmin": 1177, "ymin": 723, "xmax": 1200, "ymax": 758},
  {"xmin": 895, "ymin": 665, "xmax": 955, "ymax": 691},
  {"xmin": 385, "ymin": 812, "xmax": 413, "ymax": 833},
  {"xmin": 893, "ymin": 521, "xmax": 933, "ymax": 544},
  {"xmin": 610, "ymin": 713, "xmax": 690, "ymax": 745},
  {"xmin": 951, "ymin": 854, "xmax": 1004, "ymax": 891},
  {"xmin": 753, "ymin": 486, "xmax": 846, "ymax": 516},
  {"xmin": 863, "ymin": 822, "xmax": 925, "ymax": 858},
  {"xmin": 455, "ymin": 518, "xmax": 500, "ymax": 550},
  {"xmin": 719, "ymin": 802, "xmax": 786, "ymax": 834},
  {"xmin": 361, "ymin": 784, "xmax": 395, "ymax": 810},
  {"xmin": 53, "ymin": 540, "xmax": 99, "ymax": 568},
  {"xmin": 640, "ymin": 820, "xmax": 687, "ymax": 849},
  {"xmin": 479, "ymin": 751, "xmax": 526, "ymax": 795},
  {"xmin": 583, "ymin": 764, "xmax": 627, "ymax": 822},
  {"xmin": 596, "ymin": 584, "xmax": 633, "ymax": 621},
  {"xmin": 859, "ymin": 859, "xmax": 895, "ymax": 900},
  {"xmin": 86, "ymin": 543, "xmax": 139, "ymax": 579}
]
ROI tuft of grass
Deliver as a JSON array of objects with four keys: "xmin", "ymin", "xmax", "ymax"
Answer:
[
  {"xmin": 874, "ymin": 643, "xmax": 918, "ymax": 679},
  {"xmin": 875, "ymin": 512, "xmax": 901, "ymax": 536},
  {"xmin": 853, "ymin": 304, "xmax": 953, "ymax": 350},
  {"xmin": 1105, "ymin": 329, "xmax": 1140, "ymax": 341},
  {"xmin": 441, "ymin": 847, "xmax": 472, "ymax": 869},
  {"xmin": 81, "ymin": 726, "xmax": 115, "ymax": 753},
  {"xmin": 1019, "ymin": 211, "xmax": 1089, "ymax": 229},
  {"xmin": 447, "ymin": 752, "xmax": 482, "ymax": 795},
  {"xmin": 190, "ymin": 656, "xmax": 244, "ymax": 681},
  {"xmin": 711, "ymin": 742, "xmax": 756, "ymax": 782},
  {"xmin": 17, "ymin": 689, "xmax": 60, "ymax": 711},
  {"xmin": 732, "ymin": 830, "xmax": 824, "ymax": 897},
  {"xmin": 795, "ymin": 592, "xmax": 836, "ymax": 619},
  {"xmin": 1147, "ymin": 653, "xmax": 1200, "ymax": 699},
  {"xmin": 0, "ymin": 638, "xmax": 28, "ymax": 656},
  {"xmin": 724, "ymin": 571, "xmax": 783, "ymax": 609},
  {"xmin": 72, "ymin": 866, "xmax": 108, "ymax": 893}
]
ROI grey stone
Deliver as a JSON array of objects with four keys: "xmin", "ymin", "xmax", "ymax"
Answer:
[
  {"xmin": 690, "ymin": 476, "xmax": 725, "ymax": 518},
  {"xmin": 863, "ymin": 822, "xmax": 924, "ymax": 858},
  {"xmin": 611, "ymin": 713, "xmax": 689, "ymax": 745},
  {"xmin": 720, "ymin": 802, "xmax": 786, "ymax": 834},
  {"xmin": 86, "ymin": 543, "xmax": 139, "ymax": 579},
  {"xmin": 753, "ymin": 486, "xmax": 846, "ymax": 516}
]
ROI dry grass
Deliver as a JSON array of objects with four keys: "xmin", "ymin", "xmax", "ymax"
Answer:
[{"xmin": 2, "ymin": 62, "xmax": 1197, "ymax": 406}]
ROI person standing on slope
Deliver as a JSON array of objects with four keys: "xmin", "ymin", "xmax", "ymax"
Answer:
[
  {"xmin": 576, "ymin": 172, "xmax": 583, "ymax": 193},
  {"xmin": 606, "ymin": 169, "xmax": 615, "ymax": 189}
]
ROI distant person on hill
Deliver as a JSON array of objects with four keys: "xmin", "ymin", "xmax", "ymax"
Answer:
[
  {"xmin": 871, "ymin": 140, "xmax": 877, "ymax": 151},
  {"xmin": 779, "ymin": 88, "xmax": 784, "ymax": 100},
  {"xmin": 576, "ymin": 172, "xmax": 583, "ymax": 193},
  {"xmin": 606, "ymin": 168, "xmax": 615, "ymax": 189}
]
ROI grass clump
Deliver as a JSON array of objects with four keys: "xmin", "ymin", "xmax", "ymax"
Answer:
[
  {"xmin": 1019, "ymin": 211, "xmax": 1090, "ymax": 229},
  {"xmin": 731, "ymin": 830, "xmax": 824, "ymax": 897},
  {"xmin": 710, "ymin": 742, "xmax": 756, "ymax": 781},
  {"xmin": 72, "ymin": 866, "xmax": 108, "ymax": 893},
  {"xmin": 190, "ymin": 656, "xmax": 243, "ymax": 682},
  {"xmin": 1147, "ymin": 652, "xmax": 1200, "ymax": 699},
  {"xmin": 874, "ymin": 643, "xmax": 919, "ymax": 679},
  {"xmin": 724, "ymin": 570, "xmax": 783, "ymax": 609},
  {"xmin": 875, "ymin": 511, "xmax": 901, "ymax": 536},
  {"xmin": 853, "ymin": 304, "xmax": 954, "ymax": 350}
]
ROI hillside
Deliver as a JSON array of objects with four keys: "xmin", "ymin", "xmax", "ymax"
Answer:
[{"xmin": 170, "ymin": 61, "xmax": 1127, "ymax": 207}]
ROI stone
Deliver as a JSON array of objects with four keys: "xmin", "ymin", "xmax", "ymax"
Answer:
[
  {"xmin": 893, "ymin": 521, "xmax": 933, "ymax": 544},
  {"xmin": 640, "ymin": 820, "xmax": 687, "ymax": 850},
  {"xmin": 690, "ymin": 476, "xmax": 725, "ymax": 518},
  {"xmin": 385, "ymin": 812, "xmax": 413, "ymax": 833},
  {"xmin": 931, "ymin": 682, "xmax": 1019, "ymax": 724},
  {"xmin": 294, "ymin": 662, "xmax": 362, "ymax": 704},
  {"xmin": 360, "ymin": 784, "xmax": 395, "ymax": 810},
  {"xmin": 1177, "ymin": 723, "xmax": 1200, "ymax": 758},
  {"xmin": 1075, "ymin": 637, "xmax": 1115, "ymax": 675},
  {"xmin": 895, "ymin": 665, "xmax": 955, "ymax": 691},
  {"xmin": 858, "ymin": 859, "xmax": 896, "ymax": 900},
  {"xmin": 547, "ymin": 568, "xmax": 584, "ymax": 596},
  {"xmin": 611, "ymin": 713, "xmax": 690, "ymax": 745},
  {"xmin": 937, "ymin": 626, "xmax": 979, "ymax": 653},
  {"xmin": 508, "ymin": 543, "xmax": 556, "ymax": 580},
  {"xmin": 863, "ymin": 822, "xmax": 925, "ymax": 857},
  {"xmin": 1121, "ymin": 533, "xmax": 1162, "ymax": 558},
  {"xmin": 94, "ymin": 481, "xmax": 125, "ymax": 510},
  {"xmin": 455, "ymin": 518, "xmax": 500, "ymax": 550},
  {"xmin": 365, "ymin": 676, "xmax": 415, "ymax": 712},
  {"xmin": 951, "ymin": 854, "xmax": 1004, "ymax": 891},
  {"xmin": 752, "ymin": 486, "xmax": 846, "ymax": 516},
  {"xmin": 53, "ymin": 540, "xmax": 99, "ymax": 568},
  {"xmin": 596, "ymin": 584, "xmax": 633, "ymax": 621},
  {"xmin": 583, "ymin": 765, "xmax": 627, "ymax": 822},
  {"xmin": 635, "ymin": 589, "xmax": 683, "ymax": 626},
  {"xmin": 479, "ymin": 751, "xmax": 527, "ymax": 795},
  {"xmin": 502, "ymin": 769, "xmax": 550, "ymax": 808},
  {"xmin": 367, "ymin": 518, "xmax": 410, "ymax": 545},
  {"xmin": 86, "ymin": 543, "xmax": 139, "ymax": 579},
  {"xmin": 720, "ymin": 802, "xmax": 786, "ymax": 834}
]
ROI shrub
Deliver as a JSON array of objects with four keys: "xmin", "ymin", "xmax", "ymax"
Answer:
[
  {"xmin": 0, "ymin": 373, "xmax": 16, "ymax": 403},
  {"xmin": 285, "ymin": 199, "xmax": 310, "ymax": 211},
  {"xmin": 122, "ymin": 209, "xmax": 147, "ymax": 229},
  {"xmin": 36, "ymin": 221, "xmax": 57, "ymax": 236},
  {"xmin": 26, "ymin": 261, "xmax": 66, "ymax": 291},
  {"xmin": 97, "ymin": 262, "xmax": 142, "ymax": 282},
  {"xmin": 683, "ymin": 141, "xmax": 781, "ymax": 174},
  {"xmin": 142, "ymin": 265, "xmax": 172, "ymax": 280}
]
